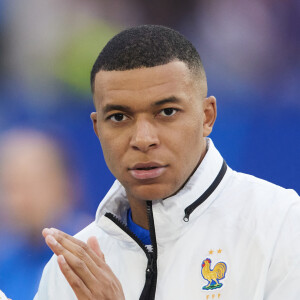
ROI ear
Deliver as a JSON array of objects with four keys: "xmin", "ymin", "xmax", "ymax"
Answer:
[
  {"xmin": 202, "ymin": 96, "xmax": 217, "ymax": 137},
  {"xmin": 90, "ymin": 112, "xmax": 99, "ymax": 138}
]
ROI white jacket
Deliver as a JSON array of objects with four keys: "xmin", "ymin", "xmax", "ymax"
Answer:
[{"xmin": 35, "ymin": 140, "xmax": 300, "ymax": 300}]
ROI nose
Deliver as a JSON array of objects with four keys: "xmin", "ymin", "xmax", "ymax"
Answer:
[{"xmin": 129, "ymin": 118, "xmax": 160, "ymax": 152}]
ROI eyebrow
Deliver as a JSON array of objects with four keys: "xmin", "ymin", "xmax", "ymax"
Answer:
[
  {"xmin": 102, "ymin": 104, "xmax": 132, "ymax": 115},
  {"xmin": 102, "ymin": 96, "xmax": 181, "ymax": 114},
  {"xmin": 152, "ymin": 96, "xmax": 181, "ymax": 107}
]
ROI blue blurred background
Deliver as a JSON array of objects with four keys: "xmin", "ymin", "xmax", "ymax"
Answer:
[{"xmin": 0, "ymin": 0, "xmax": 299, "ymax": 299}]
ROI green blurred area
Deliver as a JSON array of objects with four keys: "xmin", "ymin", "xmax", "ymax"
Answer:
[{"xmin": 55, "ymin": 22, "xmax": 120, "ymax": 96}]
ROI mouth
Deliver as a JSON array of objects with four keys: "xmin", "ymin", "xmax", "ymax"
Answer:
[{"xmin": 128, "ymin": 162, "xmax": 168, "ymax": 180}]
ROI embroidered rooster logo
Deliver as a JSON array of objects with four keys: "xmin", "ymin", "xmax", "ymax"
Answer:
[{"xmin": 201, "ymin": 258, "xmax": 227, "ymax": 290}]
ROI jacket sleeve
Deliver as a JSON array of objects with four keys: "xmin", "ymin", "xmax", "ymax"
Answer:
[
  {"xmin": 34, "ymin": 254, "xmax": 76, "ymax": 300},
  {"xmin": 265, "ymin": 191, "xmax": 300, "ymax": 299}
]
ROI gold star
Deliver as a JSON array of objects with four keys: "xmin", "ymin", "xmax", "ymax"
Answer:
[
  {"xmin": 212, "ymin": 295, "xmax": 215, "ymax": 299},
  {"xmin": 218, "ymin": 294, "xmax": 221, "ymax": 298},
  {"xmin": 217, "ymin": 249, "xmax": 222, "ymax": 254},
  {"xmin": 206, "ymin": 295, "xmax": 210, "ymax": 299},
  {"xmin": 209, "ymin": 249, "xmax": 214, "ymax": 255}
]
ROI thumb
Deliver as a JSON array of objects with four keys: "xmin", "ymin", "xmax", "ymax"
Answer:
[{"xmin": 87, "ymin": 236, "xmax": 105, "ymax": 261}]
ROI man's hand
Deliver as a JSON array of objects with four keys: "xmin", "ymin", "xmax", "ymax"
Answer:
[{"xmin": 43, "ymin": 228, "xmax": 125, "ymax": 300}]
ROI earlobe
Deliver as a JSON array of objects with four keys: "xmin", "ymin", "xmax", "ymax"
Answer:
[
  {"xmin": 90, "ymin": 112, "xmax": 99, "ymax": 137},
  {"xmin": 203, "ymin": 96, "xmax": 217, "ymax": 137}
]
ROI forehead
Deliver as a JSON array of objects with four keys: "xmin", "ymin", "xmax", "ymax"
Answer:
[{"xmin": 93, "ymin": 61, "xmax": 197, "ymax": 108}]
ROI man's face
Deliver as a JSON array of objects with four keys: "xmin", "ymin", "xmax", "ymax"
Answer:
[{"xmin": 91, "ymin": 61, "xmax": 216, "ymax": 203}]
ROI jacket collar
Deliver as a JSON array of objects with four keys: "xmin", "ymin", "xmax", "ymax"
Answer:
[{"xmin": 95, "ymin": 139, "xmax": 229, "ymax": 243}]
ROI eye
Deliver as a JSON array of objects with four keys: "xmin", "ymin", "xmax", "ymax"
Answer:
[
  {"xmin": 159, "ymin": 108, "xmax": 178, "ymax": 117},
  {"xmin": 109, "ymin": 113, "xmax": 128, "ymax": 122}
]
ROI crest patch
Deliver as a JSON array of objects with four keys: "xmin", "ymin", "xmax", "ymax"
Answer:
[{"xmin": 201, "ymin": 258, "xmax": 227, "ymax": 290}]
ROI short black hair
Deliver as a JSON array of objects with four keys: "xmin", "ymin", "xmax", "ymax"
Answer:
[{"xmin": 90, "ymin": 25, "xmax": 205, "ymax": 92}]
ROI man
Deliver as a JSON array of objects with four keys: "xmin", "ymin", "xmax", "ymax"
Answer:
[
  {"xmin": 0, "ymin": 129, "xmax": 88, "ymax": 299},
  {"xmin": 35, "ymin": 25, "xmax": 300, "ymax": 299}
]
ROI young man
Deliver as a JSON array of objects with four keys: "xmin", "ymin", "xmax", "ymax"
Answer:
[{"xmin": 35, "ymin": 25, "xmax": 300, "ymax": 300}]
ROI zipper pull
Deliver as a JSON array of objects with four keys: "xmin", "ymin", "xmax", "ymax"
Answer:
[
  {"xmin": 146, "ymin": 255, "xmax": 154, "ymax": 277},
  {"xmin": 183, "ymin": 209, "xmax": 190, "ymax": 222},
  {"xmin": 140, "ymin": 255, "xmax": 155, "ymax": 300}
]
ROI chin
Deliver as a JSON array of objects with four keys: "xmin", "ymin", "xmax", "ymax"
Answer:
[{"xmin": 130, "ymin": 182, "xmax": 175, "ymax": 201}]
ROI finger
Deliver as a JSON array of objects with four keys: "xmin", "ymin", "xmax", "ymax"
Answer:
[
  {"xmin": 45, "ymin": 235, "xmax": 99, "ymax": 290},
  {"xmin": 46, "ymin": 228, "xmax": 105, "ymax": 267},
  {"xmin": 57, "ymin": 255, "xmax": 93, "ymax": 300},
  {"xmin": 44, "ymin": 228, "xmax": 114, "ymax": 294},
  {"xmin": 49, "ymin": 229, "xmax": 106, "ymax": 274},
  {"xmin": 87, "ymin": 236, "xmax": 105, "ymax": 261},
  {"xmin": 46, "ymin": 233, "xmax": 125, "ymax": 299},
  {"xmin": 42, "ymin": 227, "xmax": 53, "ymax": 238}
]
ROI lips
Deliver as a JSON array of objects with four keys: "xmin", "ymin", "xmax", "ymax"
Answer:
[{"xmin": 129, "ymin": 162, "xmax": 168, "ymax": 180}]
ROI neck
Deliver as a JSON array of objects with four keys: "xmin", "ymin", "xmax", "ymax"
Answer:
[{"xmin": 128, "ymin": 197, "xmax": 149, "ymax": 229}]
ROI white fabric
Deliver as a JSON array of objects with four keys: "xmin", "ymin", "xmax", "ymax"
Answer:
[
  {"xmin": 34, "ymin": 139, "xmax": 300, "ymax": 299},
  {"xmin": 0, "ymin": 290, "xmax": 9, "ymax": 300}
]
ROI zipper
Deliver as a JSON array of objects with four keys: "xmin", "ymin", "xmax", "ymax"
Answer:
[
  {"xmin": 139, "ymin": 201, "xmax": 158, "ymax": 300},
  {"xmin": 183, "ymin": 160, "xmax": 227, "ymax": 222},
  {"xmin": 104, "ymin": 201, "xmax": 158, "ymax": 300},
  {"xmin": 139, "ymin": 253, "xmax": 155, "ymax": 300},
  {"xmin": 105, "ymin": 212, "xmax": 150, "ymax": 254}
]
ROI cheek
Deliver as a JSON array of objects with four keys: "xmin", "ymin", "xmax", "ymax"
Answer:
[
  {"xmin": 169, "ymin": 122, "xmax": 204, "ymax": 171},
  {"xmin": 100, "ymin": 141, "xmax": 117, "ymax": 169},
  {"xmin": 99, "ymin": 132, "xmax": 127, "ymax": 175},
  {"xmin": 173, "ymin": 120, "xmax": 203, "ymax": 151}
]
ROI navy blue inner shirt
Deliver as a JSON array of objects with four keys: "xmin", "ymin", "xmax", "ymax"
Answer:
[{"xmin": 127, "ymin": 208, "xmax": 151, "ymax": 245}]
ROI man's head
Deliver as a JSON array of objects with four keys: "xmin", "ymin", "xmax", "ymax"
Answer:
[
  {"xmin": 90, "ymin": 25, "xmax": 216, "ymax": 209},
  {"xmin": 90, "ymin": 25, "xmax": 207, "ymax": 95},
  {"xmin": 0, "ymin": 129, "xmax": 75, "ymax": 237}
]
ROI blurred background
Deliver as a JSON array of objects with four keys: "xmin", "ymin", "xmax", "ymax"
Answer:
[{"xmin": 0, "ymin": 0, "xmax": 299, "ymax": 299}]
